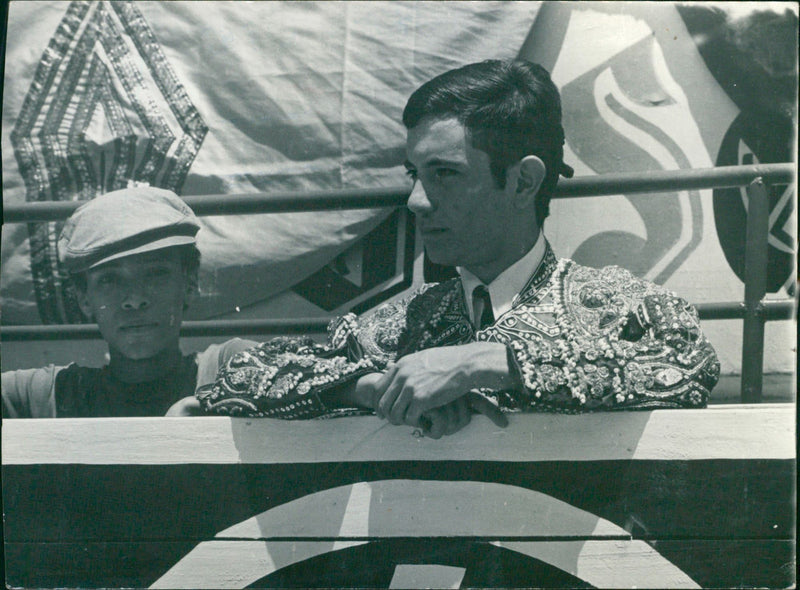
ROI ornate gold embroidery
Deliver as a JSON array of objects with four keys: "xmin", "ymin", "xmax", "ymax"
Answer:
[{"xmin": 201, "ymin": 242, "xmax": 719, "ymax": 418}]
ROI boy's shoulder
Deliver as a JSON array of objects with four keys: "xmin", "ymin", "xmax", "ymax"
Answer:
[{"xmin": 2, "ymin": 364, "xmax": 68, "ymax": 418}]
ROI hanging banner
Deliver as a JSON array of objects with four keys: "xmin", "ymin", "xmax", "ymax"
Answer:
[{"xmin": 1, "ymin": 0, "xmax": 540, "ymax": 324}]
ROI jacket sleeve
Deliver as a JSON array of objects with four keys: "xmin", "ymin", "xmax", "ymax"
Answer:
[
  {"xmin": 194, "ymin": 338, "xmax": 260, "ymax": 389},
  {"xmin": 502, "ymin": 264, "xmax": 720, "ymax": 412},
  {"xmin": 197, "ymin": 296, "xmax": 414, "ymax": 417}
]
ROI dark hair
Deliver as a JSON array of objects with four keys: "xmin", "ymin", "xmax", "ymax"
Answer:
[
  {"xmin": 70, "ymin": 244, "xmax": 201, "ymax": 294},
  {"xmin": 403, "ymin": 59, "xmax": 573, "ymax": 224}
]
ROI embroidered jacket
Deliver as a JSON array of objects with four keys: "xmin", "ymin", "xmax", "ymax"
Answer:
[{"xmin": 198, "ymin": 244, "xmax": 720, "ymax": 417}]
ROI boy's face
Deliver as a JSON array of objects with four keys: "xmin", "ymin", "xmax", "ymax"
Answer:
[{"xmin": 77, "ymin": 249, "xmax": 193, "ymax": 361}]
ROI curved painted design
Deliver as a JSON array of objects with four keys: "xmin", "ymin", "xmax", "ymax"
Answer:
[{"xmin": 151, "ymin": 479, "xmax": 699, "ymax": 589}]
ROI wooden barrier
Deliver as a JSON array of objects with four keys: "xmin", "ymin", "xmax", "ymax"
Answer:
[{"xmin": 2, "ymin": 404, "xmax": 795, "ymax": 588}]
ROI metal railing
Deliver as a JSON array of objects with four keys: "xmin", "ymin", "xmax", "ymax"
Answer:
[{"xmin": 2, "ymin": 163, "xmax": 796, "ymax": 402}]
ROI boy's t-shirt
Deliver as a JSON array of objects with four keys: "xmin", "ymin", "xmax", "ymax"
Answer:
[
  {"xmin": 1, "ymin": 338, "xmax": 255, "ymax": 418},
  {"xmin": 54, "ymin": 354, "xmax": 200, "ymax": 417}
]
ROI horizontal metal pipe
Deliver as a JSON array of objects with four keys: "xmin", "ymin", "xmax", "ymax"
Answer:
[
  {"xmin": 695, "ymin": 300, "xmax": 796, "ymax": 320},
  {"xmin": 555, "ymin": 163, "xmax": 795, "ymax": 198},
  {"xmin": 2, "ymin": 187, "xmax": 411, "ymax": 223},
  {"xmin": 0, "ymin": 318, "xmax": 331, "ymax": 341},
  {"xmin": 2, "ymin": 300, "xmax": 793, "ymax": 341},
  {"xmin": 182, "ymin": 317, "xmax": 331, "ymax": 337},
  {"xmin": 3, "ymin": 164, "xmax": 795, "ymax": 223},
  {"xmin": 695, "ymin": 302, "xmax": 747, "ymax": 320}
]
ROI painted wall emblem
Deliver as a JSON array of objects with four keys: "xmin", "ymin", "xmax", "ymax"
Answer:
[{"xmin": 713, "ymin": 114, "xmax": 796, "ymax": 295}]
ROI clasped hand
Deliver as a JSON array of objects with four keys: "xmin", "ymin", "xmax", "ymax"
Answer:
[{"xmin": 355, "ymin": 343, "xmax": 511, "ymax": 438}]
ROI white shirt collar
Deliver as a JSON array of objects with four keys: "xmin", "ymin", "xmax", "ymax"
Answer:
[{"xmin": 458, "ymin": 231, "xmax": 546, "ymax": 325}]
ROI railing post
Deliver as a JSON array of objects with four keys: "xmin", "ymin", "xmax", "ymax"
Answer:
[{"xmin": 740, "ymin": 178, "xmax": 770, "ymax": 403}]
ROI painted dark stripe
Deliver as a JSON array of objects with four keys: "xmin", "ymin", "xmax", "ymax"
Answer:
[
  {"xmin": 3, "ymin": 460, "xmax": 793, "ymax": 542},
  {"xmin": 5, "ymin": 538, "xmax": 793, "ymax": 589}
]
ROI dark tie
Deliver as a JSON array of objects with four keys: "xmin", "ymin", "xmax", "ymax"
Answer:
[{"xmin": 472, "ymin": 285, "xmax": 495, "ymax": 330}]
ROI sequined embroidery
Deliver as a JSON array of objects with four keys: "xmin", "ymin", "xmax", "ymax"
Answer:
[{"xmin": 201, "ymin": 242, "xmax": 719, "ymax": 418}]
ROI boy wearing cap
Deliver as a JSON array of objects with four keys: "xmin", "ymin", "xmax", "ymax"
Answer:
[{"xmin": 2, "ymin": 187, "xmax": 254, "ymax": 418}]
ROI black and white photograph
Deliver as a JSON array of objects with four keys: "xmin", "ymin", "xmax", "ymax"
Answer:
[{"xmin": 1, "ymin": 1, "xmax": 796, "ymax": 588}]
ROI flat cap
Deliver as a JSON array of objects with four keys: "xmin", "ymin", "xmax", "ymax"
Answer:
[{"xmin": 58, "ymin": 186, "xmax": 200, "ymax": 272}]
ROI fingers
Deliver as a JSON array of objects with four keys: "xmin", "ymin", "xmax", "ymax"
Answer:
[
  {"xmin": 373, "ymin": 363, "xmax": 399, "ymax": 420},
  {"xmin": 376, "ymin": 348, "xmax": 470, "ymax": 425},
  {"xmin": 387, "ymin": 384, "xmax": 414, "ymax": 425},
  {"xmin": 421, "ymin": 398, "xmax": 472, "ymax": 439},
  {"xmin": 406, "ymin": 391, "xmax": 459, "ymax": 431},
  {"xmin": 418, "ymin": 414, "xmax": 433, "ymax": 433},
  {"xmin": 404, "ymin": 398, "xmax": 426, "ymax": 427},
  {"xmin": 441, "ymin": 398, "xmax": 470, "ymax": 436},
  {"xmin": 373, "ymin": 359, "xmax": 509, "ymax": 433},
  {"xmin": 380, "ymin": 364, "xmax": 419, "ymax": 426},
  {"xmin": 467, "ymin": 392, "xmax": 509, "ymax": 428},
  {"xmin": 420, "ymin": 405, "xmax": 450, "ymax": 439},
  {"xmin": 423, "ymin": 409, "xmax": 446, "ymax": 439}
]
